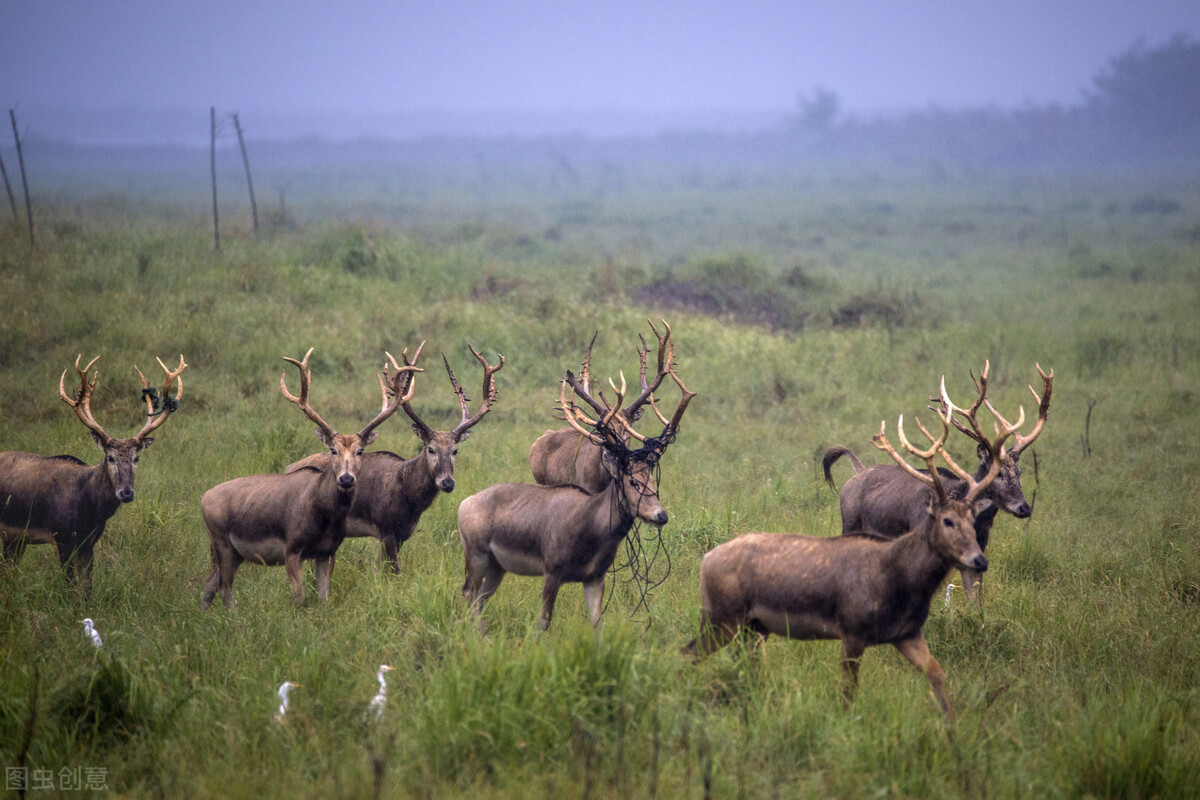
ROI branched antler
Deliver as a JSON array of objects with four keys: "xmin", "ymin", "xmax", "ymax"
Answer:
[
  {"xmin": 281, "ymin": 348, "xmax": 338, "ymax": 440},
  {"xmin": 134, "ymin": 355, "xmax": 188, "ymax": 442},
  {"xmin": 448, "ymin": 346, "xmax": 505, "ymax": 439},
  {"xmin": 986, "ymin": 364, "xmax": 1052, "ymax": 457},
  {"xmin": 60, "ymin": 354, "xmax": 109, "ymax": 445}
]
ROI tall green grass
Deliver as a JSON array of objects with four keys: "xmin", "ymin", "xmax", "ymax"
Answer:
[{"xmin": 1, "ymin": 166, "xmax": 1198, "ymax": 797}]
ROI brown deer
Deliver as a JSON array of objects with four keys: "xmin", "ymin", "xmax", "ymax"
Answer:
[
  {"xmin": 286, "ymin": 343, "xmax": 504, "ymax": 573},
  {"xmin": 685, "ymin": 380, "xmax": 1023, "ymax": 718},
  {"xmin": 458, "ymin": 350, "xmax": 694, "ymax": 631},
  {"xmin": 529, "ymin": 320, "xmax": 676, "ymax": 492},
  {"xmin": 0, "ymin": 354, "xmax": 187, "ymax": 593},
  {"xmin": 200, "ymin": 348, "xmax": 418, "ymax": 608},
  {"xmin": 822, "ymin": 362, "xmax": 1052, "ymax": 600}
]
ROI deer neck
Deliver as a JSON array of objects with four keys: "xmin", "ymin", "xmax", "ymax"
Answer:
[
  {"xmin": 883, "ymin": 521, "xmax": 954, "ymax": 600},
  {"xmin": 314, "ymin": 464, "xmax": 355, "ymax": 517},
  {"xmin": 582, "ymin": 480, "xmax": 635, "ymax": 540},
  {"xmin": 398, "ymin": 455, "xmax": 440, "ymax": 509},
  {"xmin": 81, "ymin": 461, "xmax": 123, "ymax": 520}
]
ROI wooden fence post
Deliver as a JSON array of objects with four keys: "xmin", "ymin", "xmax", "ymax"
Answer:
[
  {"xmin": 9, "ymin": 109, "xmax": 34, "ymax": 246},
  {"xmin": 232, "ymin": 113, "xmax": 258, "ymax": 234},
  {"xmin": 0, "ymin": 149, "xmax": 17, "ymax": 224},
  {"xmin": 211, "ymin": 106, "xmax": 220, "ymax": 251}
]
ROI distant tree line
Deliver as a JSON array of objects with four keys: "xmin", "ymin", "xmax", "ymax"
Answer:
[{"xmin": 790, "ymin": 35, "xmax": 1200, "ymax": 167}]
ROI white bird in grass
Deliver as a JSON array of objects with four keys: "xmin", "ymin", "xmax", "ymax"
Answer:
[
  {"xmin": 81, "ymin": 618, "xmax": 102, "ymax": 648},
  {"xmin": 944, "ymin": 583, "xmax": 960, "ymax": 609},
  {"xmin": 275, "ymin": 681, "xmax": 301, "ymax": 721},
  {"xmin": 365, "ymin": 664, "xmax": 395, "ymax": 721}
]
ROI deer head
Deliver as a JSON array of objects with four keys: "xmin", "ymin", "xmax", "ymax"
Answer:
[
  {"xmin": 59, "ymin": 353, "xmax": 188, "ymax": 503},
  {"xmin": 560, "ymin": 340, "xmax": 695, "ymax": 527},
  {"xmin": 930, "ymin": 361, "xmax": 1053, "ymax": 518},
  {"xmin": 281, "ymin": 347, "xmax": 419, "ymax": 492},
  {"xmin": 397, "ymin": 342, "xmax": 504, "ymax": 493},
  {"xmin": 874, "ymin": 377, "xmax": 1023, "ymax": 570}
]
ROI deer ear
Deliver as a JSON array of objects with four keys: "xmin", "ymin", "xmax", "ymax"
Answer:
[
  {"xmin": 316, "ymin": 427, "xmax": 333, "ymax": 446},
  {"xmin": 972, "ymin": 497, "xmax": 995, "ymax": 515},
  {"xmin": 976, "ymin": 443, "xmax": 992, "ymax": 464},
  {"xmin": 924, "ymin": 490, "xmax": 937, "ymax": 518},
  {"xmin": 362, "ymin": 430, "xmax": 378, "ymax": 447},
  {"xmin": 139, "ymin": 437, "xmax": 155, "ymax": 450},
  {"xmin": 91, "ymin": 431, "xmax": 106, "ymax": 449},
  {"xmin": 412, "ymin": 423, "xmax": 429, "ymax": 442},
  {"xmin": 601, "ymin": 451, "xmax": 620, "ymax": 478},
  {"xmin": 457, "ymin": 429, "xmax": 473, "ymax": 442}
]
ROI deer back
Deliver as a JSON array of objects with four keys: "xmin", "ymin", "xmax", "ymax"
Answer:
[{"xmin": 529, "ymin": 428, "xmax": 611, "ymax": 492}]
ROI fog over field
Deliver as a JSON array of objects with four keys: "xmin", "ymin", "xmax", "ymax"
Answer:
[{"xmin": 2, "ymin": 1, "xmax": 1198, "ymax": 144}]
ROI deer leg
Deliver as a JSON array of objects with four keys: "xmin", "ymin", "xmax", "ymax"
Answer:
[
  {"xmin": 315, "ymin": 554, "xmax": 335, "ymax": 601},
  {"xmin": 840, "ymin": 637, "xmax": 866, "ymax": 705},
  {"xmin": 382, "ymin": 536, "xmax": 401, "ymax": 574},
  {"xmin": 538, "ymin": 575, "xmax": 563, "ymax": 631},
  {"xmin": 682, "ymin": 611, "xmax": 741, "ymax": 659},
  {"xmin": 285, "ymin": 551, "xmax": 305, "ymax": 605},
  {"xmin": 201, "ymin": 566, "xmax": 221, "ymax": 610},
  {"xmin": 583, "ymin": 577, "xmax": 605, "ymax": 628},
  {"xmin": 894, "ymin": 634, "xmax": 953, "ymax": 718},
  {"xmin": 54, "ymin": 536, "xmax": 93, "ymax": 594},
  {"xmin": 2, "ymin": 530, "xmax": 28, "ymax": 563},
  {"xmin": 464, "ymin": 557, "xmax": 505, "ymax": 631}
]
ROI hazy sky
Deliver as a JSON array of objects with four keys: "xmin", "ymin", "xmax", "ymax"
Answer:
[{"xmin": 3, "ymin": 1, "xmax": 1198, "ymax": 137}]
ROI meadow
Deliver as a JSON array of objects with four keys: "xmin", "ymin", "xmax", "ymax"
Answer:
[{"xmin": 1, "ymin": 150, "xmax": 1199, "ymax": 798}]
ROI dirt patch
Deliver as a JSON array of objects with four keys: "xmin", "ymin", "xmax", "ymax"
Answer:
[{"xmin": 632, "ymin": 278, "xmax": 809, "ymax": 331}]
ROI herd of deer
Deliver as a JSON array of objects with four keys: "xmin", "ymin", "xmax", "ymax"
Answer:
[{"xmin": 0, "ymin": 321, "xmax": 1052, "ymax": 716}]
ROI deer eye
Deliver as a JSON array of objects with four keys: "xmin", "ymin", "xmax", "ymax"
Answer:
[
  {"xmin": 428, "ymin": 447, "xmax": 435, "ymax": 455},
  {"xmin": 452, "ymin": 449, "xmax": 458, "ymax": 456},
  {"xmin": 355, "ymin": 448, "xmax": 364, "ymax": 456},
  {"xmin": 107, "ymin": 455, "xmax": 116, "ymax": 464},
  {"xmin": 329, "ymin": 448, "xmax": 337, "ymax": 456},
  {"xmin": 942, "ymin": 518, "xmax": 955, "ymax": 528}
]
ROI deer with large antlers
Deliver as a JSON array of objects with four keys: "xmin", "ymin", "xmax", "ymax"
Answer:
[
  {"xmin": 458, "ymin": 339, "xmax": 694, "ymax": 631},
  {"xmin": 286, "ymin": 343, "xmax": 504, "ymax": 573},
  {"xmin": 685, "ymin": 380, "xmax": 1023, "ymax": 718},
  {"xmin": 200, "ymin": 348, "xmax": 418, "ymax": 608},
  {"xmin": 529, "ymin": 320, "xmax": 678, "ymax": 492},
  {"xmin": 822, "ymin": 362, "xmax": 1052, "ymax": 600},
  {"xmin": 0, "ymin": 354, "xmax": 187, "ymax": 593}
]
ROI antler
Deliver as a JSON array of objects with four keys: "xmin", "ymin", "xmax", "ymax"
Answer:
[
  {"xmin": 447, "ymin": 346, "xmax": 505, "ymax": 439},
  {"xmin": 985, "ymin": 364, "xmax": 1053, "ymax": 457},
  {"xmin": 874, "ymin": 377, "xmax": 959, "ymax": 502},
  {"xmin": 60, "ymin": 354, "xmax": 111, "ymax": 446},
  {"xmin": 930, "ymin": 360, "xmax": 992, "ymax": 449},
  {"xmin": 280, "ymin": 348, "xmax": 337, "ymax": 440},
  {"xmin": 561, "ymin": 369, "xmax": 635, "ymax": 449},
  {"xmin": 359, "ymin": 351, "xmax": 423, "ymax": 441},
  {"xmin": 624, "ymin": 319, "xmax": 674, "ymax": 421},
  {"xmin": 917, "ymin": 374, "xmax": 1028, "ymax": 506},
  {"xmin": 133, "ymin": 355, "xmax": 188, "ymax": 442}
]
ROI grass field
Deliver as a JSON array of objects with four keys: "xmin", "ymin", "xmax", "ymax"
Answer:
[{"xmin": 1, "ymin": 157, "xmax": 1199, "ymax": 798}]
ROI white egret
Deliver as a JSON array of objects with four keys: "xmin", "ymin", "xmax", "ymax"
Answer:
[
  {"xmin": 276, "ymin": 681, "xmax": 301, "ymax": 721},
  {"xmin": 944, "ymin": 583, "xmax": 959, "ymax": 609},
  {"xmin": 81, "ymin": 618, "xmax": 102, "ymax": 648},
  {"xmin": 365, "ymin": 664, "xmax": 395, "ymax": 721}
]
